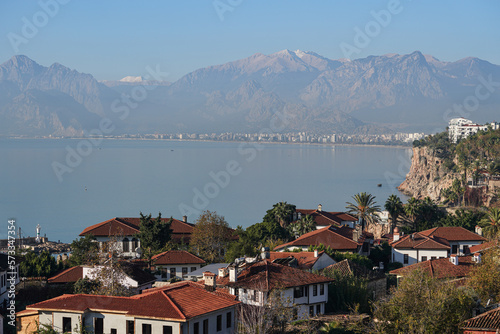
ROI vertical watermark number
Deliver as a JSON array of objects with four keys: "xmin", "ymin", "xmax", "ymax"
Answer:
[{"xmin": 7, "ymin": 219, "xmax": 17, "ymax": 328}]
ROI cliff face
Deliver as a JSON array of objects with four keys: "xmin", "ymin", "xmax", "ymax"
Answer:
[{"xmin": 398, "ymin": 147, "xmax": 458, "ymax": 201}]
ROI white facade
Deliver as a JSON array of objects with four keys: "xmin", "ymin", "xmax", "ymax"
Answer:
[
  {"xmin": 392, "ymin": 248, "xmax": 448, "ymax": 266},
  {"xmin": 36, "ymin": 308, "xmax": 236, "ymax": 334},
  {"xmin": 0, "ymin": 263, "xmax": 20, "ymax": 307},
  {"xmin": 448, "ymin": 241, "xmax": 483, "ymax": 255},
  {"xmin": 94, "ymin": 236, "xmax": 141, "ymax": 258},
  {"xmin": 229, "ymin": 282, "xmax": 328, "ymax": 319},
  {"xmin": 155, "ymin": 264, "xmax": 203, "ymax": 281},
  {"xmin": 448, "ymin": 118, "xmax": 497, "ymax": 143}
]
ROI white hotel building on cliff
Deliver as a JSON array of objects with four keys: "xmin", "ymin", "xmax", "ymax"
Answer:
[{"xmin": 448, "ymin": 118, "xmax": 499, "ymax": 143}]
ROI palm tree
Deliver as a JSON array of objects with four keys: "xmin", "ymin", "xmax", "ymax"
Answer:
[
  {"xmin": 346, "ymin": 192, "xmax": 381, "ymax": 231},
  {"xmin": 272, "ymin": 201, "xmax": 296, "ymax": 228},
  {"xmin": 297, "ymin": 214, "xmax": 316, "ymax": 236},
  {"xmin": 385, "ymin": 195, "xmax": 404, "ymax": 234},
  {"xmin": 404, "ymin": 197, "xmax": 421, "ymax": 232},
  {"xmin": 479, "ymin": 208, "xmax": 500, "ymax": 239}
]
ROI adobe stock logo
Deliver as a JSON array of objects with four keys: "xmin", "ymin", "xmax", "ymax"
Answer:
[
  {"xmin": 340, "ymin": 0, "xmax": 407, "ymax": 59},
  {"xmin": 7, "ymin": 0, "xmax": 71, "ymax": 53}
]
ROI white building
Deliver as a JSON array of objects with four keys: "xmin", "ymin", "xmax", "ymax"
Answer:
[
  {"xmin": 448, "ymin": 118, "xmax": 498, "ymax": 143},
  {"xmin": 17, "ymin": 281, "xmax": 240, "ymax": 334},
  {"xmin": 218, "ymin": 260, "xmax": 333, "ymax": 319},
  {"xmin": 151, "ymin": 250, "xmax": 206, "ymax": 281},
  {"xmin": 0, "ymin": 253, "xmax": 20, "ymax": 309},
  {"xmin": 390, "ymin": 226, "xmax": 486, "ymax": 266}
]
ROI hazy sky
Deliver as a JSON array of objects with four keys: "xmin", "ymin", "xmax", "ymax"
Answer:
[{"xmin": 1, "ymin": 1, "xmax": 498, "ymax": 81}]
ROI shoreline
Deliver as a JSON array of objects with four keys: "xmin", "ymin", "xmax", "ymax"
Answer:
[{"xmin": 1, "ymin": 137, "xmax": 412, "ymax": 150}]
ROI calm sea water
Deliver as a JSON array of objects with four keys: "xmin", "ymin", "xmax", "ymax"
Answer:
[{"xmin": 0, "ymin": 139, "xmax": 411, "ymax": 243}]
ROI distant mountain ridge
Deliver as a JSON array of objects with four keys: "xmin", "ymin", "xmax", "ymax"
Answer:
[{"xmin": 1, "ymin": 51, "xmax": 499, "ymax": 137}]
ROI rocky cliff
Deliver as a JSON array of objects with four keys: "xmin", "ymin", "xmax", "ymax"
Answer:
[{"xmin": 398, "ymin": 147, "xmax": 459, "ymax": 201}]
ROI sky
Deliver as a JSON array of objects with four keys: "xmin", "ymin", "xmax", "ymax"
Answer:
[{"xmin": 0, "ymin": 1, "xmax": 499, "ymax": 81}]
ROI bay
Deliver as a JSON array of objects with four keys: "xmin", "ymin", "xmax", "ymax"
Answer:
[{"xmin": 0, "ymin": 139, "xmax": 411, "ymax": 243}]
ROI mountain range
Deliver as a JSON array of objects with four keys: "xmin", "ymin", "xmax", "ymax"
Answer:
[{"xmin": 1, "ymin": 50, "xmax": 499, "ymax": 137}]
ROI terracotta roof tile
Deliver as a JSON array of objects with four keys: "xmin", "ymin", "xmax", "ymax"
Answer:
[
  {"xmin": 419, "ymin": 226, "xmax": 486, "ymax": 242},
  {"xmin": 152, "ymin": 250, "xmax": 205, "ymax": 265},
  {"xmin": 48, "ymin": 266, "xmax": 83, "ymax": 284},
  {"xmin": 274, "ymin": 226, "xmax": 364, "ymax": 251},
  {"xmin": 323, "ymin": 259, "xmax": 385, "ymax": 280},
  {"xmin": 462, "ymin": 306, "xmax": 500, "ymax": 331},
  {"xmin": 24, "ymin": 281, "xmax": 239, "ymax": 320},
  {"xmin": 389, "ymin": 255, "xmax": 475, "ymax": 279},
  {"xmin": 391, "ymin": 232, "xmax": 450, "ymax": 250},
  {"xmin": 268, "ymin": 251, "xmax": 323, "ymax": 270},
  {"xmin": 296, "ymin": 209, "xmax": 357, "ymax": 227},
  {"xmin": 469, "ymin": 240, "xmax": 498, "ymax": 254},
  {"xmin": 217, "ymin": 260, "xmax": 333, "ymax": 291}
]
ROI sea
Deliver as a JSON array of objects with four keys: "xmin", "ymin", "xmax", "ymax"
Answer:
[{"xmin": 0, "ymin": 139, "xmax": 412, "ymax": 243}]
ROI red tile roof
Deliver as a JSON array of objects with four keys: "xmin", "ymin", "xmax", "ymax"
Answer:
[
  {"xmin": 469, "ymin": 240, "xmax": 498, "ymax": 254},
  {"xmin": 152, "ymin": 250, "xmax": 205, "ymax": 265},
  {"xmin": 419, "ymin": 226, "xmax": 486, "ymax": 242},
  {"xmin": 462, "ymin": 306, "xmax": 500, "ymax": 331},
  {"xmin": 389, "ymin": 255, "xmax": 475, "ymax": 279},
  {"xmin": 217, "ymin": 260, "xmax": 333, "ymax": 291},
  {"xmin": 268, "ymin": 251, "xmax": 324, "ymax": 270},
  {"xmin": 274, "ymin": 226, "xmax": 364, "ymax": 251},
  {"xmin": 391, "ymin": 232, "xmax": 450, "ymax": 250},
  {"xmin": 79, "ymin": 217, "xmax": 195, "ymax": 242},
  {"xmin": 323, "ymin": 259, "xmax": 385, "ymax": 280},
  {"xmin": 296, "ymin": 209, "xmax": 357, "ymax": 227},
  {"xmin": 24, "ymin": 281, "xmax": 239, "ymax": 321},
  {"xmin": 48, "ymin": 266, "xmax": 84, "ymax": 284}
]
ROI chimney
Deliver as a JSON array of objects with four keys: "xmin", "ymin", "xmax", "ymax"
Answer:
[
  {"xmin": 450, "ymin": 254, "xmax": 458, "ymax": 265},
  {"xmin": 203, "ymin": 272, "xmax": 216, "ymax": 291},
  {"xmin": 183, "ymin": 215, "xmax": 188, "ymax": 223},
  {"xmin": 318, "ymin": 204, "xmax": 322, "ymax": 212},
  {"xmin": 393, "ymin": 227, "xmax": 400, "ymax": 242},
  {"xmin": 229, "ymin": 266, "xmax": 237, "ymax": 283},
  {"xmin": 475, "ymin": 225, "xmax": 483, "ymax": 236},
  {"xmin": 352, "ymin": 225, "xmax": 360, "ymax": 243},
  {"xmin": 314, "ymin": 249, "xmax": 319, "ymax": 258},
  {"xmin": 218, "ymin": 267, "xmax": 227, "ymax": 277},
  {"xmin": 473, "ymin": 252, "xmax": 481, "ymax": 264},
  {"xmin": 261, "ymin": 247, "xmax": 270, "ymax": 260}
]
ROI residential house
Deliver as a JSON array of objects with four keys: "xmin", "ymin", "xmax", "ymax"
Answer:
[
  {"xmin": 79, "ymin": 216, "xmax": 195, "ymax": 258},
  {"xmin": 185, "ymin": 263, "xmax": 229, "ymax": 281},
  {"xmin": 390, "ymin": 254, "xmax": 478, "ymax": 285},
  {"xmin": 323, "ymin": 259, "xmax": 387, "ymax": 300},
  {"xmin": 294, "ymin": 204, "xmax": 358, "ymax": 229},
  {"xmin": 0, "ymin": 253, "xmax": 20, "ymax": 309},
  {"xmin": 274, "ymin": 225, "xmax": 372, "ymax": 255},
  {"xmin": 48, "ymin": 262, "xmax": 156, "ymax": 294},
  {"xmin": 461, "ymin": 306, "xmax": 500, "ymax": 334},
  {"xmin": 268, "ymin": 250, "xmax": 336, "ymax": 271},
  {"xmin": 217, "ymin": 260, "xmax": 333, "ymax": 319},
  {"xmin": 17, "ymin": 281, "xmax": 239, "ymax": 334},
  {"xmin": 390, "ymin": 226, "xmax": 485, "ymax": 266},
  {"xmin": 151, "ymin": 250, "xmax": 206, "ymax": 281}
]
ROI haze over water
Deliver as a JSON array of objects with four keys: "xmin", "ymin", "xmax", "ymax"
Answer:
[{"xmin": 1, "ymin": 139, "xmax": 411, "ymax": 243}]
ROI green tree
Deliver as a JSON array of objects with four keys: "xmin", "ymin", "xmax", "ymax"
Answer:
[
  {"xmin": 479, "ymin": 207, "xmax": 500, "ymax": 239},
  {"xmin": 20, "ymin": 250, "xmax": 63, "ymax": 278},
  {"xmin": 346, "ymin": 192, "xmax": 381, "ymax": 231},
  {"xmin": 289, "ymin": 214, "xmax": 316, "ymax": 238},
  {"xmin": 73, "ymin": 277, "xmax": 100, "ymax": 294},
  {"xmin": 135, "ymin": 212, "xmax": 172, "ymax": 268},
  {"xmin": 467, "ymin": 246, "xmax": 500, "ymax": 302},
  {"xmin": 269, "ymin": 201, "xmax": 296, "ymax": 228},
  {"xmin": 404, "ymin": 197, "xmax": 421, "ymax": 232},
  {"xmin": 371, "ymin": 269, "xmax": 474, "ymax": 334},
  {"xmin": 321, "ymin": 267, "xmax": 370, "ymax": 313},
  {"xmin": 69, "ymin": 234, "xmax": 99, "ymax": 266},
  {"xmin": 438, "ymin": 208, "xmax": 485, "ymax": 231},
  {"xmin": 385, "ymin": 195, "xmax": 404, "ymax": 234},
  {"xmin": 190, "ymin": 211, "xmax": 232, "ymax": 263}
]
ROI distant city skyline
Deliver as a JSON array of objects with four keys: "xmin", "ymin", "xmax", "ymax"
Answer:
[{"xmin": 0, "ymin": 1, "xmax": 499, "ymax": 81}]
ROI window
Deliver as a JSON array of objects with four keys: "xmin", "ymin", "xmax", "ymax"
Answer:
[
  {"xmin": 320, "ymin": 284, "xmax": 324, "ymax": 295},
  {"xmin": 294, "ymin": 287, "xmax": 304, "ymax": 298},
  {"xmin": 127, "ymin": 320, "xmax": 135, "ymax": 334},
  {"xmin": 226, "ymin": 312, "xmax": 232, "ymax": 328},
  {"xmin": 234, "ymin": 288, "xmax": 239, "ymax": 297},
  {"xmin": 191, "ymin": 267, "xmax": 197, "ymax": 272},
  {"xmin": 251, "ymin": 290, "xmax": 257, "ymax": 301},
  {"xmin": 452, "ymin": 245, "xmax": 458, "ymax": 254},
  {"xmin": 194, "ymin": 322, "xmax": 199, "ymax": 334},
  {"xmin": 163, "ymin": 325, "xmax": 173, "ymax": 334},
  {"xmin": 170, "ymin": 267, "xmax": 176, "ymax": 278},
  {"xmin": 142, "ymin": 324, "xmax": 152, "ymax": 334},
  {"xmin": 94, "ymin": 318, "xmax": 104, "ymax": 334},
  {"xmin": 463, "ymin": 245, "xmax": 470, "ymax": 254},
  {"xmin": 431, "ymin": 256, "xmax": 436, "ymax": 260},
  {"xmin": 182, "ymin": 267, "xmax": 188, "ymax": 276},
  {"xmin": 62, "ymin": 317, "xmax": 72, "ymax": 333},
  {"xmin": 203, "ymin": 319, "xmax": 209, "ymax": 334},
  {"xmin": 316, "ymin": 304, "xmax": 321, "ymax": 314},
  {"xmin": 132, "ymin": 238, "xmax": 139, "ymax": 250},
  {"xmin": 123, "ymin": 238, "xmax": 130, "ymax": 252},
  {"xmin": 217, "ymin": 315, "xmax": 222, "ymax": 331},
  {"xmin": 313, "ymin": 284, "xmax": 318, "ymax": 296},
  {"xmin": 421, "ymin": 256, "xmax": 427, "ymax": 262},
  {"xmin": 403, "ymin": 254, "xmax": 409, "ymax": 264},
  {"xmin": 111, "ymin": 330, "xmax": 117, "ymax": 334},
  {"xmin": 309, "ymin": 306, "xmax": 314, "ymax": 316},
  {"xmin": 305, "ymin": 286, "xmax": 308, "ymax": 296}
]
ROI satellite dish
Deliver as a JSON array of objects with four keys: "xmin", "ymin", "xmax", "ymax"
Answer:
[{"xmin": 135, "ymin": 247, "xmax": 142, "ymax": 258}]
